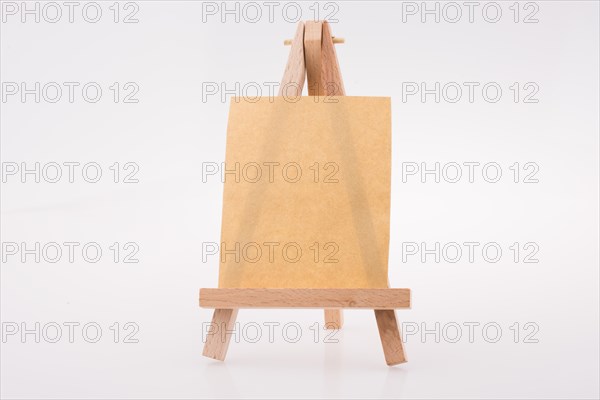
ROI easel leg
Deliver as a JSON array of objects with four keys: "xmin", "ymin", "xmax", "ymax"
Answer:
[
  {"xmin": 375, "ymin": 309, "xmax": 406, "ymax": 365},
  {"xmin": 324, "ymin": 309, "xmax": 343, "ymax": 329},
  {"xmin": 203, "ymin": 308, "xmax": 238, "ymax": 361}
]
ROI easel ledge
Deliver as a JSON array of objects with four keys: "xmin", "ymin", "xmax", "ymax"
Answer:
[{"xmin": 199, "ymin": 288, "xmax": 411, "ymax": 309}]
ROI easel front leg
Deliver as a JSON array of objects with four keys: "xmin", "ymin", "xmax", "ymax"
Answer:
[
  {"xmin": 324, "ymin": 309, "xmax": 343, "ymax": 329},
  {"xmin": 203, "ymin": 308, "xmax": 238, "ymax": 361},
  {"xmin": 375, "ymin": 310, "xmax": 406, "ymax": 365}
]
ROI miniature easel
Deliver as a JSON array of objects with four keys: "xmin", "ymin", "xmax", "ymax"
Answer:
[{"xmin": 200, "ymin": 21, "xmax": 411, "ymax": 366}]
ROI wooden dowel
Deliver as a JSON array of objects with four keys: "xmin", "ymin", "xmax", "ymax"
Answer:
[{"xmin": 284, "ymin": 37, "xmax": 344, "ymax": 46}]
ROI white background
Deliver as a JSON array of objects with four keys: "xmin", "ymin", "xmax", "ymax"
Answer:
[{"xmin": 1, "ymin": 1, "xmax": 599, "ymax": 398}]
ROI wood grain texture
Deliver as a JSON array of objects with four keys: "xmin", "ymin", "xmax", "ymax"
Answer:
[
  {"xmin": 321, "ymin": 21, "xmax": 346, "ymax": 96},
  {"xmin": 324, "ymin": 309, "xmax": 344, "ymax": 329},
  {"xmin": 200, "ymin": 288, "xmax": 410, "ymax": 309},
  {"xmin": 320, "ymin": 21, "xmax": 346, "ymax": 327},
  {"xmin": 278, "ymin": 21, "xmax": 305, "ymax": 97},
  {"xmin": 304, "ymin": 20, "xmax": 323, "ymax": 95},
  {"xmin": 202, "ymin": 308, "xmax": 238, "ymax": 361},
  {"xmin": 375, "ymin": 309, "xmax": 407, "ymax": 365}
]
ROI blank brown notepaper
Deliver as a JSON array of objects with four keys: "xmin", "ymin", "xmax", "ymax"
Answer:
[{"xmin": 218, "ymin": 97, "xmax": 391, "ymax": 289}]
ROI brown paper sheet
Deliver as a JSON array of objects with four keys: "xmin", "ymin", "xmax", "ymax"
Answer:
[{"xmin": 218, "ymin": 97, "xmax": 391, "ymax": 289}]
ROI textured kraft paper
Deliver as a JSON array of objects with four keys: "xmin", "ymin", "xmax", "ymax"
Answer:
[{"xmin": 218, "ymin": 96, "xmax": 391, "ymax": 289}]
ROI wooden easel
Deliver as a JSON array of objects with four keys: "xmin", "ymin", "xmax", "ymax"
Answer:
[{"xmin": 200, "ymin": 21, "xmax": 411, "ymax": 366}]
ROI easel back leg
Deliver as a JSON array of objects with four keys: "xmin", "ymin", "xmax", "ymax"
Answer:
[{"xmin": 324, "ymin": 309, "xmax": 344, "ymax": 329}]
